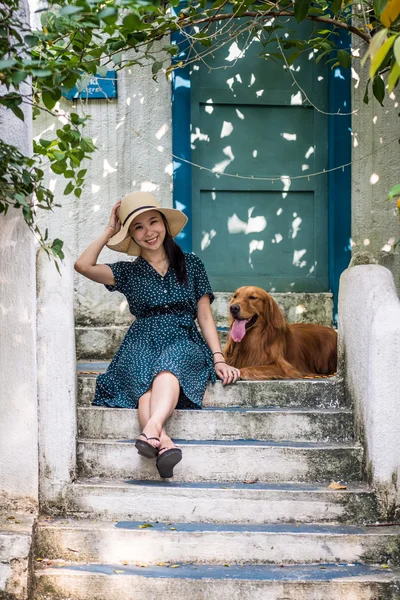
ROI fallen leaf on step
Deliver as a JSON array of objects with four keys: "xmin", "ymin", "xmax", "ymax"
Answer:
[
  {"xmin": 136, "ymin": 564, "xmax": 147, "ymax": 568},
  {"xmin": 170, "ymin": 527, "xmax": 176, "ymax": 530},
  {"xmin": 243, "ymin": 478, "xmax": 259, "ymax": 484},
  {"xmin": 67, "ymin": 548, "xmax": 79, "ymax": 553},
  {"xmin": 171, "ymin": 564, "xmax": 180, "ymax": 568},
  {"xmin": 36, "ymin": 558, "xmax": 43, "ymax": 562},
  {"xmin": 113, "ymin": 519, "xmax": 119, "ymax": 523},
  {"xmin": 122, "ymin": 561, "xmax": 129, "ymax": 565},
  {"xmin": 113, "ymin": 570, "xmax": 124, "ymax": 574},
  {"xmin": 157, "ymin": 562, "xmax": 164, "ymax": 567},
  {"xmin": 381, "ymin": 564, "xmax": 390, "ymax": 569},
  {"xmin": 224, "ymin": 564, "xmax": 230, "ymax": 567},
  {"xmin": 319, "ymin": 566, "xmax": 327, "ymax": 570},
  {"xmin": 328, "ymin": 481, "xmax": 347, "ymax": 490},
  {"xmin": 14, "ymin": 520, "xmax": 21, "ymax": 524},
  {"xmin": 60, "ymin": 521, "xmax": 69, "ymax": 525},
  {"xmin": 138, "ymin": 523, "xmax": 153, "ymax": 529},
  {"xmin": 7, "ymin": 516, "xmax": 16, "ymax": 520}
]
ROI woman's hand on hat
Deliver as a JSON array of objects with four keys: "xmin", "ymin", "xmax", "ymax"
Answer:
[{"xmin": 106, "ymin": 200, "xmax": 122, "ymax": 236}]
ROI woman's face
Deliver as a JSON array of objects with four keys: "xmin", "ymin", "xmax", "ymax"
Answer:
[{"xmin": 129, "ymin": 210, "xmax": 166, "ymax": 252}]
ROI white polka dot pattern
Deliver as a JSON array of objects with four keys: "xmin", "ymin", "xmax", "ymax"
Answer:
[{"xmin": 92, "ymin": 253, "xmax": 216, "ymax": 410}]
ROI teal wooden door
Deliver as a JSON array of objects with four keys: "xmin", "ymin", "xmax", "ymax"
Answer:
[{"xmin": 190, "ymin": 21, "xmax": 329, "ymax": 292}]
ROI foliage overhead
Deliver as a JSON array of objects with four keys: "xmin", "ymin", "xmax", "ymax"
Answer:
[{"xmin": 1, "ymin": 0, "xmax": 400, "ymax": 259}]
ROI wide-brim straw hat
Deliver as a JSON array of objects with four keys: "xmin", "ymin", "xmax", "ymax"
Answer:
[{"xmin": 107, "ymin": 192, "xmax": 188, "ymax": 256}]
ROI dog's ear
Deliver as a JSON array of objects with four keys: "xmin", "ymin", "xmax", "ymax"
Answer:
[{"xmin": 263, "ymin": 295, "xmax": 285, "ymax": 329}]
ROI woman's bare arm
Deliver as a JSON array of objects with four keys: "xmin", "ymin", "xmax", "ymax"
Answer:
[
  {"xmin": 74, "ymin": 201, "xmax": 121, "ymax": 285},
  {"xmin": 197, "ymin": 295, "xmax": 240, "ymax": 384}
]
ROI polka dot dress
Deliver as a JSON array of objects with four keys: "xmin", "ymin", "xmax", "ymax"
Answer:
[{"xmin": 92, "ymin": 253, "xmax": 216, "ymax": 410}]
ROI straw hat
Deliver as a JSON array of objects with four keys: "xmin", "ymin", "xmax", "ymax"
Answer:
[{"xmin": 107, "ymin": 192, "xmax": 188, "ymax": 256}]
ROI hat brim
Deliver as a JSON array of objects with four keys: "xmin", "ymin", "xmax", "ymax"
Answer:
[{"xmin": 106, "ymin": 207, "xmax": 188, "ymax": 256}]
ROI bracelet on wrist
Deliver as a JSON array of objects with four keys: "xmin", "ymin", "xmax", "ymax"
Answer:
[
  {"xmin": 214, "ymin": 361, "xmax": 226, "ymax": 366},
  {"xmin": 213, "ymin": 351, "xmax": 224, "ymax": 356}
]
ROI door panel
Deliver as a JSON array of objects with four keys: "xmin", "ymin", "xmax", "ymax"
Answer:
[{"xmin": 190, "ymin": 19, "xmax": 329, "ymax": 291}]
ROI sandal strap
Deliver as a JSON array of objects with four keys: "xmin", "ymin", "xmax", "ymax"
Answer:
[{"xmin": 139, "ymin": 432, "xmax": 160, "ymax": 442}]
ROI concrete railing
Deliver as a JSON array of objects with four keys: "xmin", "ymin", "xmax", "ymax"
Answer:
[
  {"xmin": 36, "ymin": 247, "xmax": 77, "ymax": 510},
  {"xmin": 339, "ymin": 265, "xmax": 400, "ymax": 517}
]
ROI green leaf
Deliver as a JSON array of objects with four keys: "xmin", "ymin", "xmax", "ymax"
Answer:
[
  {"xmin": 60, "ymin": 5, "xmax": 84, "ymax": 16},
  {"xmin": 372, "ymin": 75, "xmax": 385, "ymax": 106},
  {"xmin": 294, "ymin": 0, "xmax": 312, "ymax": 21},
  {"xmin": 30, "ymin": 69, "xmax": 53, "ymax": 77},
  {"xmin": 0, "ymin": 59, "xmax": 17, "ymax": 69},
  {"xmin": 374, "ymin": 0, "xmax": 389, "ymax": 16},
  {"xmin": 394, "ymin": 37, "xmax": 400, "ymax": 67},
  {"xmin": 51, "ymin": 162, "xmax": 65, "ymax": 175},
  {"xmin": 388, "ymin": 183, "xmax": 400, "ymax": 199},
  {"xmin": 11, "ymin": 105, "xmax": 24, "ymax": 121},
  {"xmin": 363, "ymin": 81, "xmax": 370, "ymax": 104},
  {"xmin": 42, "ymin": 90, "xmax": 57, "ymax": 111},
  {"xmin": 11, "ymin": 71, "xmax": 27, "ymax": 85},
  {"xmin": 39, "ymin": 139, "xmax": 53, "ymax": 148},
  {"xmin": 337, "ymin": 50, "xmax": 351, "ymax": 68},
  {"xmin": 331, "ymin": 0, "xmax": 342, "ymax": 15},
  {"xmin": 50, "ymin": 238, "xmax": 65, "ymax": 260},
  {"xmin": 370, "ymin": 35, "xmax": 396, "ymax": 79},
  {"xmin": 74, "ymin": 187, "xmax": 82, "ymax": 198},
  {"xmin": 151, "ymin": 61, "xmax": 163, "ymax": 77},
  {"xmin": 64, "ymin": 181, "xmax": 74, "ymax": 195},
  {"xmin": 388, "ymin": 62, "xmax": 400, "ymax": 92}
]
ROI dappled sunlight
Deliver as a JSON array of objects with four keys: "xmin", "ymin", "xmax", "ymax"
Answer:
[
  {"xmin": 201, "ymin": 229, "xmax": 217, "ymax": 251},
  {"xmin": 103, "ymin": 159, "xmax": 117, "ymax": 178}
]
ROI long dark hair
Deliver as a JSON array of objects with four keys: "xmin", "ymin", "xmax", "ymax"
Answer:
[{"xmin": 160, "ymin": 212, "xmax": 188, "ymax": 285}]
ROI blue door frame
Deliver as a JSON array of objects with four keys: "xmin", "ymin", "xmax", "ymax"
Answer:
[{"xmin": 171, "ymin": 29, "xmax": 351, "ymax": 308}]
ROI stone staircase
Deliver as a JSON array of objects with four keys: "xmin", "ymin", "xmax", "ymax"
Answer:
[{"xmin": 32, "ymin": 293, "xmax": 400, "ymax": 599}]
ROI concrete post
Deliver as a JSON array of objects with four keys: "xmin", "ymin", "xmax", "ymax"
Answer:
[
  {"xmin": 0, "ymin": 0, "xmax": 38, "ymax": 507},
  {"xmin": 339, "ymin": 265, "xmax": 400, "ymax": 516},
  {"xmin": 36, "ymin": 247, "xmax": 77, "ymax": 509}
]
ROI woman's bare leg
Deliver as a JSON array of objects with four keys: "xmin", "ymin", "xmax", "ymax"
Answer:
[{"xmin": 140, "ymin": 371, "xmax": 180, "ymax": 452}]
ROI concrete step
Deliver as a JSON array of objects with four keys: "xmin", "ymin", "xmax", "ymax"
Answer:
[
  {"xmin": 33, "ymin": 563, "xmax": 400, "ymax": 600},
  {"xmin": 77, "ymin": 363, "xmax": 345, "ymax": 409},
  {"xmin": 75, "ymin": 291, "xmax": 334, "ymax": 360},
  {"xmin": 0, "ymin": 513, "xmax": 35, "ymax": 598},
  {"xmin": 63, "ymin": 479, "xmax": 378, "ymax": 524},
  {"xmin": 77, "ymin": 439, "xmax": 364, "ymax": 483},
  {"xmin": 78, "ymin": 406, "xmax": 354, "ymax": 443},
  {"xmin": 34, "ymin": 519, "xmax": 400, "ymax": 565}
]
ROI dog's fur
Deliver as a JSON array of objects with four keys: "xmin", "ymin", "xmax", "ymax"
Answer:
[{"xmin": 225, "ymin": 286, "xmax": 337, "ymax": 380}]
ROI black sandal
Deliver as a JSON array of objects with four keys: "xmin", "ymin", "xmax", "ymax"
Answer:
[
  {"xmin": 135, "ymin": 433, "xmax": 160, "ymax": 458},
  {"xmin": 156, "ymin": 447, "xmax": 182, "ymax": 478}
]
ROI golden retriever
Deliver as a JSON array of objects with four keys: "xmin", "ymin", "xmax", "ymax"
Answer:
[{"xmin": 224, "ymin": 286, "xmax": 337, "ymax": 380}]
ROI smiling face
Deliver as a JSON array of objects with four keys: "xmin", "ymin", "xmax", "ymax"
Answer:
[
  {"xmin": 129, "ymin": 210, "xmax": 166, "ymax": 252},
  {"xmin": 229, "ymin": 286, "xmax": 284, "ymax": 343}
]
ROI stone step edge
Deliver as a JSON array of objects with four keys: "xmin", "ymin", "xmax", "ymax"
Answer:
[
  {"xmin": 37, "ymin": 518, "xmax": 400, "ymax": 536},
  {"xmin": 78, "ymin": 406, "xmax": 352, "ymax": 414},
  {"xmin": 71, "ymin": 478, "xmax": 374, "ymax": 494},
  {"xmin": 35, "ymin": 562, "xmax": 400, "ymax": 582},
  {"xmin": 78, "ymin": 439, "xmax": 362, "ymax": 449}
]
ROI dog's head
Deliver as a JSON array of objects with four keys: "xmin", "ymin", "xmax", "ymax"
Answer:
[{"xmin": 228, "ymin": 286, "xmax": 285, "ymax": 343}]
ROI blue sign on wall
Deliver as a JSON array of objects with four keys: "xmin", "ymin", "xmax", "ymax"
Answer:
[{"xmin": 62, "ymin": 71, "xmax": 117, "ymax": 100}]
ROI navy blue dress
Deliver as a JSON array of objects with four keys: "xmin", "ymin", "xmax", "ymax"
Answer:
[{"xmin": 92, "ymin": 253, "xmax": 216, "ymax": 410}]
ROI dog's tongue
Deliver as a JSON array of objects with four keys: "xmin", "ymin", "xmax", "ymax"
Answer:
[{"xmin": 231, "ymin": 318, "xmax": 250, "ymax": 343}]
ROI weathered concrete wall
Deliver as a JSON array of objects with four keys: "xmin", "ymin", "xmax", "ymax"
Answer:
[
  {"xmin": 351, "ymin": 36, "xmax": 400, "ymax": 291},
  {"xmin": 338, "ymin": 265, "xmax": 400, "ymax": 517},
  {"xmin": 33, "ymin": 47, "xmax": 173, "ymax": 327},
  {"xmin": 0, "ymin": 0, "xmax": 39, "ymax": 505},
  {"xmin": 36, "ymin": 248, "xmax": 77, "ymax": 510}
]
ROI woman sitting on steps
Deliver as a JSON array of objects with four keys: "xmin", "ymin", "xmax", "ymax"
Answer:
[{"xmin": 74, "ymin": 191, "xmax": 240, "ymax": 479}]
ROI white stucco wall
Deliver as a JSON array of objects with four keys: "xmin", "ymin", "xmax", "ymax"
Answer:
[
  {"xmin": 37, "ymin": 248, "xmax": 77, "ymax": 506},
  {"xmin": 351, "ymin": 36, "xmax": 400, "ymax": 290},
  {"xmin": 33, "ymin": 47, "xmax": 172, "ymax": 327},
  {"xmin": 0, "ymin": 0, "xmax": 38, "ymax": 504},
  {"xmin": 339, "ymin": 265, "xmax": 400, "ymax": 512}
]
